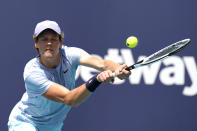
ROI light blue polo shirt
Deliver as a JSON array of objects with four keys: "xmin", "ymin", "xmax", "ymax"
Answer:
[{"xmin": 8, "ymin": 45, "xmax": 83, "ymax": 129}]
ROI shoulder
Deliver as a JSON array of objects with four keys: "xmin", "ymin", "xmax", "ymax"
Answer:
[
  {"xmin": 61, "ymin": 45, "xmax": 86, "ymax": 55},
  {"xmin": 62, "ymin": 45, "xmax": 89, "ymax": 58},
  {"xmin": 23, "ymin": 57, "xmax": 45, "ymax": 79},
  {"xmin": 61, "ymin": 45, "xmax": 88, "ymax": 63}
]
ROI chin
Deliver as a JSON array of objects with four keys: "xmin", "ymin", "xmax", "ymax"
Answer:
[
  {"xmin": 42, "ymin": 51, "xmax": 59, "ymax": 60},
  {"xmin": 44, "ymin": 53, "xmax": 55, "ymax": 59}
]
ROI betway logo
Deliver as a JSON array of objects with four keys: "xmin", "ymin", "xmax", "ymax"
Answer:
[{"xmin": 76, "ymin": 48, "xmax": 197, "ymax": 97}]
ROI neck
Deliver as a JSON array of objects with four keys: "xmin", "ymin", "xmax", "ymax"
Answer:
[{"xmin": 39, "ymin": 54, "xmax": 60, "ymax": 69}]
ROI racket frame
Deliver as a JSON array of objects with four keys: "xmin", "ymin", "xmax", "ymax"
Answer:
[{"xmin": 125, "ymin": 38, "xmax": 191, "ymax": 71}]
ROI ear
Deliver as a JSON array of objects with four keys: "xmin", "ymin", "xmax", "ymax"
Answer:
[
  {"xmin": 34, "ymin": 43, "xmax": 38, "ymax": 49},
  {"xmin": 34, "ymin": 43, "xmax": 40, "ymax": 53}
]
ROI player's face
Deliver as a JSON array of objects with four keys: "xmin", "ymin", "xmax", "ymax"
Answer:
[{"xmin": 35, "ymin": 30, "xmax": 62, "ymax": 60}]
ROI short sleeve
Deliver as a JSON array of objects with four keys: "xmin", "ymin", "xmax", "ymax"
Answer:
[
  {"xmin": 62, "ymin": 46, "xmax": 88, "ymax": 68},
  {"xmin": 24, "ymin": 71, "xmax": 54, "ymax": 97}
]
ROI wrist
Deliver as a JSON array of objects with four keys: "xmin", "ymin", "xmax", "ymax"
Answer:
[
  {"xmin": 96, "ymin": 75, "xmax": 102, "ymax": 82},
  {"xmin": 86, "ymin": 74, "xmax": 102, "ymax": 92}
]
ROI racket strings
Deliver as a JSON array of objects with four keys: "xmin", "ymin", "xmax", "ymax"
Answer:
[{"xmin": 145, "ymin": 40, "xmax": 188, "ymax": 63}]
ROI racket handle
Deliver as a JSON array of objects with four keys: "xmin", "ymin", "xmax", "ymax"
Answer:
[
  {"xmin": 125, "ymin": 66, "xmax": 131, "ymax": 71},
  {"xmin": 125, "ymin": 60, "xmax": 144, "ymax": 71},
  {"xmin": 112, "ymin": 66, "xmax": 132, "ymax": 78},
  {"xmin": 125, "ymin": 65, "xmax": 135, "ymax": 71}
]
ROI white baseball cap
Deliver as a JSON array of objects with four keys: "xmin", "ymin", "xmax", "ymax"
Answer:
[{"xmin": 34, "ymin": 20, "xmax": 61, "ymax": 37}]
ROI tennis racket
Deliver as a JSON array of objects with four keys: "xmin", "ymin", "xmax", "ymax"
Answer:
[{"xmin": 124, "ymin": 38, "xmax": 191, "ymax": 71}]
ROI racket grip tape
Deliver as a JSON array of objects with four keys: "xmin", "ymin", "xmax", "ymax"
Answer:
[
  {"xmin": 112, "ymin": 65, "xmax": 132, "ymax": 77},
  {"xmin": 126, "ymin": 59, "xmax": 144, "ymax": 71},
  {"xmin": 125, "ymin": 66, "xmax": 131, "ymax": 71}
]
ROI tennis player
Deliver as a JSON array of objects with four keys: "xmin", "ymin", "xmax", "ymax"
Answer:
[{"xmin": 8, "ymin": 20, "xmax": 131, "ymax": 131}]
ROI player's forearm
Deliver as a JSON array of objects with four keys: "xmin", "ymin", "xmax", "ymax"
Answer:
[
  {"xmin": 64, "ymin": 75, "xmax": 102, "ymax": 107},
  {"xmin": 63, "ymin": 84, "xmax": 91, "ymax": 107},
  {"xmin": 80, "ymin": 56, "xmax": 120, "ymax": 72},
  {"xmin": 43, "ymin": 83, "xmax": 92, "ymax": 107},
  {"xmin": 102, "ymin": 60, "xmax": 121, "ymax": 72}
]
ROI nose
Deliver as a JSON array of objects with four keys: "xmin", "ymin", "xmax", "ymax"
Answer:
[{"xmin": 47, "ymin": 40, "xmax": 52, "ymax": 45}]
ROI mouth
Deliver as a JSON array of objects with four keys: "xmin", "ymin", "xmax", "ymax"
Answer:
[{"xmin": 45, "ymin": 49, "xmax": 53, "ymax": 52}]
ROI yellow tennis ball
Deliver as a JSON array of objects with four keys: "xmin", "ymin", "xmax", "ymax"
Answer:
[{"xmin": 126, "ymin": 36, "xmax": 138, "ymax": 48}]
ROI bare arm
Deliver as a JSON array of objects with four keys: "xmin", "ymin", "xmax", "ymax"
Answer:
[
  {"xmin": 79, "ymin": 50, "xmax": 131, "ymax": 79},
  {"xmin": 43, "ymin": 82, "xmax": 91, "ymax": 107},
  {"xmin": 79, "ymin": 50, "xmax": 120, "ymax": 71},
  {"xmin": 42, "ymin": 70, "xmax": 114, "ymax": 107}
]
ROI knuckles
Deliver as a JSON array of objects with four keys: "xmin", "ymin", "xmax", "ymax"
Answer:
[{"xmin": 97, "ymin": 65, "xmax": 131, "ymax": 83}]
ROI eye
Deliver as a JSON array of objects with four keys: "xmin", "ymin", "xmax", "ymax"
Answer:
[
  {"xmin": 40, "ymin": 37, "xmax": 48, "ymax": 42},
  {"xmin": 51, "ymin": 38, "xmax": 59, "ymax": 42}
]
